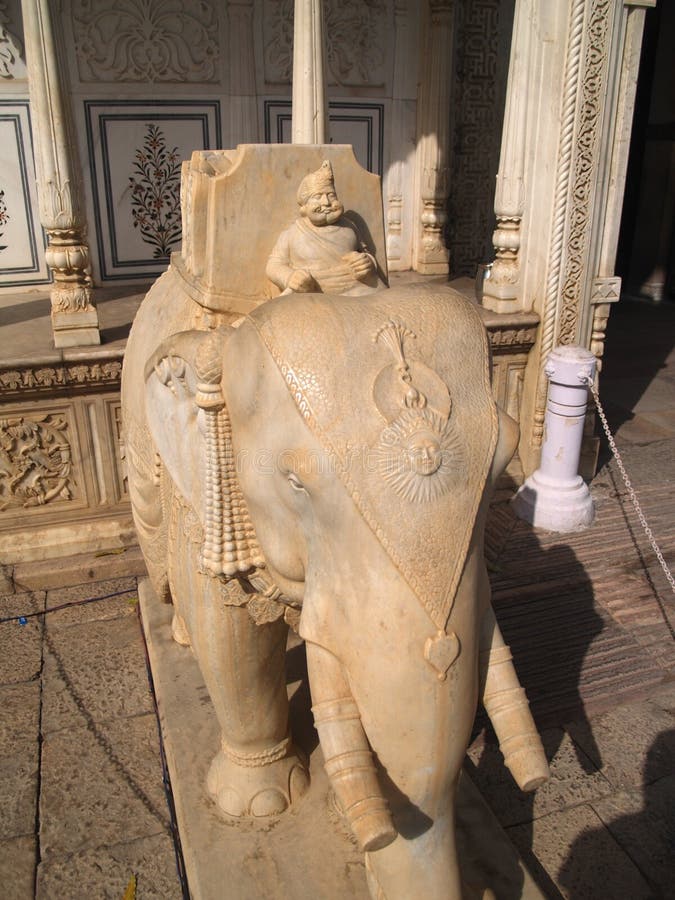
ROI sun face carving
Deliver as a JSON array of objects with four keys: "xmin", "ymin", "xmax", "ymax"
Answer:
[
  {"xmin": 371, "ymin": 320, "xmax": 461, "ymax": 503},
  {"xmin": 375, "ymin": 408, "xmax": 462, "ymax": 503}
]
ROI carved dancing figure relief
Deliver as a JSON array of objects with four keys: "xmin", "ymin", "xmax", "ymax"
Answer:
[{"xmin": 266, "ymin": 160, "xmax": 379, "ymax": 295}]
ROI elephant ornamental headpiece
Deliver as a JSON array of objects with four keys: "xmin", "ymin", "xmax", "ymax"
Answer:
[{"xmin": 247, "ymin": 284, "xmax": 499, "ymax": 679}]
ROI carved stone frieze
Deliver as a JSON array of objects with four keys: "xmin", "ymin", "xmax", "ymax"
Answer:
[
  {"xmin": 0, "ymin": 1, "xmax": 25, "ymax": 79},
  {"xmin": 0, "ymin": 358, "xmax": 122, "ymax": 399},
  {"xmin": 488, "ymin": 325, "xmax": 538, "ymax": 354},
  {"xmin": 264, "ymin": 0, "xmax": 387, "ymax": 87},
  {"xmin": 71, "ymin": 0, "xmax": 219, "ymax": 83},
  {"xmin": 0, "ymin": 414, "xmax": 73, "ymax": 510}
]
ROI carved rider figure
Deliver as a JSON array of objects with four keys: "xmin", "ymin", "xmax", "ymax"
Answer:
[{"xmin": 266, "ymin": 160, "xmax": 379, "ymax": 296}]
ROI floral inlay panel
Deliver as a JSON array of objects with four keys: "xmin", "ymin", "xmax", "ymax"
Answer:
[
  {"xmin": 0, "ymin": 188, "xmax": 8, "ymax": 251},
  {"xmin": 71, "ymin": 0, "xmax": 219, "ymax": 83},
  {"xmin": 129, "ymin": 124, "xmax": 182, "ymax": 259},
  {"xmin": 0, "ymin": 414, "xmax": 74, "ymax": 510}
]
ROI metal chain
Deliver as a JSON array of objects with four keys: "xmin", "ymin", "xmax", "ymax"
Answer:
[{"xmin": 583, "ymin": 374, "xmax": 675, "ymax": 594}]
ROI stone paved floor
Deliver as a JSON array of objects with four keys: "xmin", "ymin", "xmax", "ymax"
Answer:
[{"xmin": 1, "ymin": 297, "xmax": 673, "ymax": 899}]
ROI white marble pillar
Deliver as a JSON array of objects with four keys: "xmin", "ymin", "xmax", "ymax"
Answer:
[
  {"xmin": 385, "ymin": 0, "xmax": 417, "ymax": 271},
  {"xmin": 291, "ymin": 0, "xmax": 328, "ymax": 144},
  {"xmin": 482, "ymin": 0, "xmax": 534, "ymax": 313},
  {"xmin": 228, "ymin": 0, "xmax": 259, "ymax": 144},
  {"xmin": 21, "ymin": 0, "xmax": 100, "ymax": 347},
  {"xmin": 412, "ymin": 0, "xmax": 454, "ymax": 275},
  {"xmin": 513, "ymin": 346, "xmax": 596, "ymax": 531}
]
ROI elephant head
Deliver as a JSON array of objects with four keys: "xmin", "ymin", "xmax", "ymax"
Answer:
[{"xmin": 144, "ymin": 284, "xmax": 548, "ymax": 899}]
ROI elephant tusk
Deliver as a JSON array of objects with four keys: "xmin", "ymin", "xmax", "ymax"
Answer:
[
  {"xmin": 306, "ymin": 643, "xmax": 397, "ymax": 853},
  {"xmin": 480, "ymin": 608, "xmax": 549, "ymax": 792}
]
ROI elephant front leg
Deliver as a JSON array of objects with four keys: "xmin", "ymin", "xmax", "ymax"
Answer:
[{"xmin": 176, "ymin": 562, "xmax": 309, "ymax": 817}]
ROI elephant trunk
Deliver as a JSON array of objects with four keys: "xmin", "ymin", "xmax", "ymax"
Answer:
[
  {"xmin": 480, "ymin": 610, "xmax": 549, "ymax": 792},
  {"xmin": 307, "ymin": 643, "xmax": 397, "ymax": 852}
]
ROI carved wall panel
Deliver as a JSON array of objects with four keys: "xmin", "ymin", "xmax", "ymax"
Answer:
[
  {"xmin": 108, "ymin": 399, "xmax": 128, "ymax": 502},
  {"xmin": 486, "ymin": 316, "xmax": 538, "ymax": 484},
  {"xmin": 84, "ymin": 100, "xmax": 221, "ymax": 281},
  {"xmin": 0, "ymin": 0, "xmax": 25, "ymax": 80},
  {"xmin": 0, "ymin": 408, "xmax": 82, "ymax": 514},
  {"xmin": 70, "ymin": 0, "xmax": 220, "ymax": 84},
  {"xmin": 447, "ymin": 0, "xmax": 513, "ymax": 278},
  {"xmin": 0, "ymin": 101, "xmax": 50, "ymax": 286},
  {"xmin": 0, "ymin": 379, "xmax": 132, "ymax": 562},
  {"xmin": 263, "ymin": 0, "xmax": 389, "ymax": 88}
]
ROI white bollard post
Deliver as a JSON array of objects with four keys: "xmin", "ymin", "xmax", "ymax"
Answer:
[{"xmin": 513, "ymin": 345, "xmax": 596, "ymax": 532}]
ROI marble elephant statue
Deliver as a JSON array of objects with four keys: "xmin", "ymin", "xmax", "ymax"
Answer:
[{"xmin": 122, "ymin": 281, "xmax": 549, "ymax": 899}]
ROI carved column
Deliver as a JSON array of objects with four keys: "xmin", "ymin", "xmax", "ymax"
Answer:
[
  {"xmin": 482, "ymin": 0, "xmax": 534, "ymax": 313},
  {"xmin": 412, "ymin": 0, "xmax": 454, "ymax": 275},
  {"xmin": 21, "ymin": 0, "xmax": 99, "ymax": 347},
  {"xmin": 386, "ymin": 0, "xmax": 417, "ymax": 271},
  {"xmin": 583, "ymin": 2, "xmax": 653, "ymax": 368},
  {"xmin": 228, "ymin": 0, "xmax": 259, "ymax": 144},
  {"xmin": 291, "ymin": 0, "xmax": 328, "ymax": 144}
]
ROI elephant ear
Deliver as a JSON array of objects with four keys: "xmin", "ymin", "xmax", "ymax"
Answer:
[{"xmin": 144, "ymin": 328, "xmax": 265, "ymax": 578}]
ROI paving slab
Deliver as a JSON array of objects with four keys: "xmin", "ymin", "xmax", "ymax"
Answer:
[
  {"xmin": 0, "ymin": 683, "xmax": 41, "ymax": 843},
  {"xmin": 591, "ymin": 773, "xmax": 675, "ymax": 897},
  {"xmin": 0, "ymin": 564, "xmax": 14, "ymax": 594},
  {"xmin": 12, "ymin": 545, "xmax": 147, "ymax": 592},
  {"xmin": 45, "ymin": 577, "xmax": 139, "ymax": 626},
  {"xmin": 139, "ymin": 577, "xmax": 544, "ymax": 900},
  {"xmin": 466, "ymin": 728, "xmax": 612, "ymax": 828},
  {"xmin": 39, "ymin": 713, "xmax": 171, "ymax": 859},
  {"xmin": 36, "ymin": 832, "xmax": 182, "ymax": 900},
  {"xmin": 0, "ymin": 681, "xmax": 41, "ymax": 757},
  {"xmin": 0, "ymin": 834, "xmax": 37, "ymax": 900},
  {"xmin": 41, "ymin": 612, "xmax": 153, "ymax": 734},
  {"xmin": 508, "ymin": 804, "xmax": 653, "ymax": 900},
  {"xmin": 565, "ymin": 701, "xmax": 675, "ymax": 789},
  {"xmin": 0, "ymin": 591, "xmax": 45, "ymax": 684},
  {"xmin": 0, "ymin": 747, "xmax": 39, "ymax": 841},
  {"xmin": 649, "ymin": 678, "xmax": 675, "ymax": 713}
]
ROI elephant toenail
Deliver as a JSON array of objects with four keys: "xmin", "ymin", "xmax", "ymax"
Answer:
[
  {"xmin": 250, "ymin": 789, "xmax": 288, "ymax": 817},
  {"xmin": 217, "ymin": 788, "xmax": 246, "ymax": 817},
  {"xmin": 289, "ymin": 764, "xmax": 310, "ymax": 800}
]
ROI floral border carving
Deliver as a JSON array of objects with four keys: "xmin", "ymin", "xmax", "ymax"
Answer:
[
  {"xmin": 488, "ymin": 325, "xmax": 538, "ymax": 354},
  {"xmin": 557, "ymin": 0, "xmax": 611, "ymax": 345},
  {"xmin": 0, "ymin": 359, "xmax": 122, "ymax": 399}
]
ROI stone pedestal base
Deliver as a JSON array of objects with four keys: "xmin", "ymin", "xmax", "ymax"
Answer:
[
  {"xmin": 512, "ymin": 472, "xmax": 595, "ymax": 533},
  {"xmin": 52, "ymin": 307, "xmax": 101, "ymax": 348},
  {"xmin": 138, "ymin": 578, "xmax": 544, "ymax": 899},
  {"xmin": 481, "ymin": 292, "xmax": 523, "ymax": 315}
]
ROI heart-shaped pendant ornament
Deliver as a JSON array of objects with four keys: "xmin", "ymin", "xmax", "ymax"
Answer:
[{"xmin": 424, "ymin": 630, "xmax": 461, "ymax": 680}]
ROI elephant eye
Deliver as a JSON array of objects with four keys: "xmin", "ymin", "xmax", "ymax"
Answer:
[{"xmin": 287, "ymin": 472, "xmax": 308, "ymax": 494}]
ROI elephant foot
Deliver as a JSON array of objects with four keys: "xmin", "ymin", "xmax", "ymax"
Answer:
[
  {"xmin": 206, "ymin": 739, "xmax": 309, "ymax": 818},
  {"xmin": 171, "ymin": 612, "xmax": 191, "ymax": 647}
]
